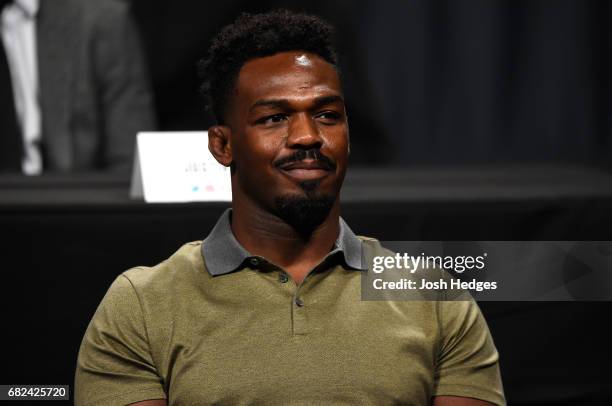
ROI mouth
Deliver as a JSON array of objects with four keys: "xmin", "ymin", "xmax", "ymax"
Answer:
[{"xmin": 278, "ymin": 160, "xmax": 332, "ymax": 181}]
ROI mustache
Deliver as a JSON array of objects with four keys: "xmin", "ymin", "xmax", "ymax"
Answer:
[{"xmin": 273, "ymin": 149, "xmax": 337, "ymax": 171}]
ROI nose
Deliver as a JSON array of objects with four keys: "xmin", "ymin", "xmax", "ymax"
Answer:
[{"xmin": 286, "ymin": 113, "xmax": 324, "ymax": 149}]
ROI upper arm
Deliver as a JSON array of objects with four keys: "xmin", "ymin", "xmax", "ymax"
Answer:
[
  {"xmin": 75, "ymin": 275, "xmax": 166, "ymax": 406},
  {"xmin": 432, "ymin": 299, "xmax": 506, "ymax": 406},
  {"xmin": 128, "ymin": 400, "xmax": 167, "ymax": 406},
  {"xmin": 433, "ymin": 395, "xmax": 497, "ymax": 406}
]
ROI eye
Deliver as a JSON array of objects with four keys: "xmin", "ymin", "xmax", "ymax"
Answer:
[
  {"xmin": 315, "ymin": 111, "xmax": 341, "ymax": 124},
  {"xmin": 257, "ymin": 114, "xmax": 288, "ymax": 126}
]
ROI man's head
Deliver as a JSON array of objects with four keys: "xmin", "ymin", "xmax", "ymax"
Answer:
[{"xmin": 200, "ymin": 10, "xmax": 349, "ymax": 236}]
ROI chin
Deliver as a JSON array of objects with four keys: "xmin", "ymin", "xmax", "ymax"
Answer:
[
  {"xmin": 298, "ymin": 178, "xmax": 323, "ymax": 193},
  {"xmin": 272, "ymin": 192, "xmax": 336, "ymax": 237},
  {"xmin": 293, "ymin": 174, "xmax": 341, "ymax": 196}
]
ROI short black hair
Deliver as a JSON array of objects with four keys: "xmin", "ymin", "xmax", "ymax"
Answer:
[{"xmin": 199, "ymin": 9, "xmax": 339, "ymax": 124}]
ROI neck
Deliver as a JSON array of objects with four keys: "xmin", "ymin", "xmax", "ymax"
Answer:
[{"xmin": 231, "ymin": 194, "xmax": 341, "ymax": 283}]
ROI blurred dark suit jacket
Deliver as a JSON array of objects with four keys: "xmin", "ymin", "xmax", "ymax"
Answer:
[{"xmin": 37, "ymin": 0, "xmax": 156, "ymax": 172}]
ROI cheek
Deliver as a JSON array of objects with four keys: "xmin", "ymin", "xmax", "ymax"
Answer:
[
  {"xmin": 324, "ymin": 128, "xmax": 350, "ymax": 158},
  {"xmin": 235, "ymin": 131, "xmax": 284, "ymax": 172}
]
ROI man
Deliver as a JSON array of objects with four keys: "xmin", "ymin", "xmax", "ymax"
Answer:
[
  {"xmin": 75, "ymin": 10, "xmax": 505, "ymax": 406},
  {"xmin": 0, "ymin": 0, "xmax": 155, "ymax": 174}
]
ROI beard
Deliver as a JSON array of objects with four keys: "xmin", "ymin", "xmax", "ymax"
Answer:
[{"xmin": 272, "ymin": 181, "xmax": 336, "ymax": 238}]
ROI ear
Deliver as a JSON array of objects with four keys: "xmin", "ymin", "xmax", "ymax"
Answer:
[
  {"xmin": 346, "ymin": 121, "xmax": 351, "ymax": 156},
  {"xmin": 208, "ymin": 125, "xmax": 233, "ymax": 167},
  {"xmin": 347, "ymin": 124, "xmax": 351, "ymax": 156},
  {"xmin": 345, "ymin": 110, "xmax": 351, "ymax": 156}
]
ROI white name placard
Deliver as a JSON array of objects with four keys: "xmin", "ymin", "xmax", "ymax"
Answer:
[{"xmin": 130, "ymin": 131, "xmax": 232, "ymax": 203}]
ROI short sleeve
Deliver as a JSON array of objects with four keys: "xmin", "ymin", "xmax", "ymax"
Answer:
[
  {"xmin": 433, "ymin": 299, "xmax": 506, "ymax": 406},
  {"xmin": 75, "ymin": 275, "xmax": 166, "ymax": 406}
]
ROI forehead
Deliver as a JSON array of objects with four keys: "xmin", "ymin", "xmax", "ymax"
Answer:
[{"xmin": 234, "ymin": 51, "xmax": 342, "ymax": 105}]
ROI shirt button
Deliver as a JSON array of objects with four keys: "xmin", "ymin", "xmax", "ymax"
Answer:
[
  {"xmin": 295, "ymin": 297, "xmax": 305, "ymax": 307},
  {"xmin": 279, "ymin": 273, "xmax": 289, "ymax": 283},
  {"xmin": 249, "ymin": 258, "xmax": 260, "ymax": 267}
]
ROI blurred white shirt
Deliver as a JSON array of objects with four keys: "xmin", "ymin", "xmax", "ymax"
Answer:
[{"xmin": 1, "ymin": 0, "xmax": 41, "ymax": 175}]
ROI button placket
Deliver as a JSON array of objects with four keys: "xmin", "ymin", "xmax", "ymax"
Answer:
[
  {"xmin": 292, "ymin": 278, "xmax": 313, "ymax": 335},
  {"xmin": 249, "ymin": 257, "xmax": 260, "ymax": 267}
]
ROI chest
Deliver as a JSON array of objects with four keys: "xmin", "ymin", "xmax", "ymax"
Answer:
[{"xmin": 154, "ymin": 296, "xmax": 439, "ymax": 405}]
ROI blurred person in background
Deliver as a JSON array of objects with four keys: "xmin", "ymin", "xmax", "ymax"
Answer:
[{"xmin": 0, "ymin": 0, "xmax": 156, "ymax": 174}]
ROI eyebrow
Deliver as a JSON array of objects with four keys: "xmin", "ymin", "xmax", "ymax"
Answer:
[{"xmin": 249, "ymin": 95, "xmax": 344, "ymax": 113}]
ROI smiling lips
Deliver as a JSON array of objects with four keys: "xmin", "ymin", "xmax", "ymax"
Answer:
[{"xmin": 279, "ymin": 160, "xmax": 332, "ymax": 181}]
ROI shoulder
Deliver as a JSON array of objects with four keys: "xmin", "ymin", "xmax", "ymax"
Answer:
[
  {"xmin": 51, "ymin": 0, "xmax": 130, "ymax": 20},
  {"xmin": 68, "ymin": 0, "xmax": 132, "ymax": 34},
  {"xmin": 80, "ymin": 0, "xmax": 130, "ymax": 19},
  {"xmin": 121, "ymin": 241, "xmax": 206, "ymax": 297}
]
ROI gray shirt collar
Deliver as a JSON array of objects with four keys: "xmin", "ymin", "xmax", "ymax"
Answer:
[{"xmin": 202, "ymin": 209, "xmax": 365, "ymax": 276}]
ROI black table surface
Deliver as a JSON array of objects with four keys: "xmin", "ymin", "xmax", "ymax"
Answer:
[{"xmin": 1, "ymin": 165, "xmax": 611, "ymax": 405}]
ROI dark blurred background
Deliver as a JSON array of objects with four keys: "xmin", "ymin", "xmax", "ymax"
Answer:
[
  {"xmin": 132, "ymin": 0, "xmax": 612, "ymax": 167},
  {"xmin": 1, "ymin": 1, "xmax": 612, "ymax": 405}
]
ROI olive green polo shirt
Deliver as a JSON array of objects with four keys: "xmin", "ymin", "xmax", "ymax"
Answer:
[{"xmin": 75, "ymin": 209, "xmax": 505, "ymax": 406}]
